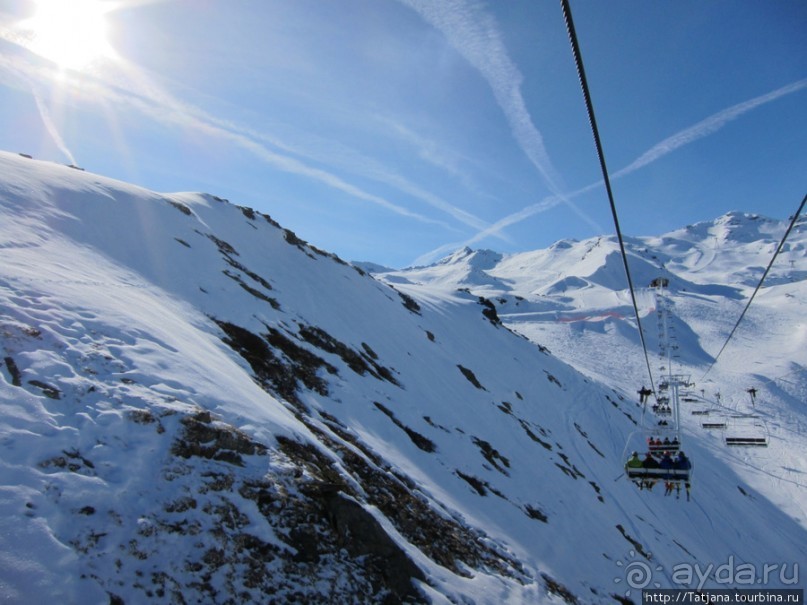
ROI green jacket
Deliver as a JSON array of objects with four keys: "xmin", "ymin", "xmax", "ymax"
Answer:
[{"xmin": 626, "ymin": 455, "xmax": 643, "ymax": 469}]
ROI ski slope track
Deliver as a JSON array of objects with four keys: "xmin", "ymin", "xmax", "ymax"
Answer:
[{"xmin": 1, "ymin": 150, "xmax": 805, "ymax": 603}]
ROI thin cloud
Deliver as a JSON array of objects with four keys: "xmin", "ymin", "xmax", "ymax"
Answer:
[
  {"xmin": 427, "ymin": 78, "xmax": 807, "ymax": 263},
  {"xmin": 32, "ymin": 86, "xmax": 77, "ymax": 165},
  {"xmin": 0, "ymin": 13, "xmax": 494, "ymax": 234},
  {"xmin": 122, "ymin": 72, "xmax": 482, "ymax": 233},
  {"xmin": 0, "ymin": 51, "xmax": 452, "ymax": 229},
  {"xmin": 414, "ymin": 179, "xmax": 612, "ymax": 266},
  {"xmin": 237, "ymin": 119, "xmax": 507, "ymax": 239},
  {"xmin": 98, "ymin": 61, "xmax": 448, "ymax": 225},
  {"xmin": 412, "ymin": 194, "xmax": 561, "ymax": 266},
  {"xmin": 614, "ymin": 78, "xmax": 807, "ymax": 178},
  {"xmin": 397, "ymin": 0, "xmax": 606, "ymax": 252},
  {"xmin": 378, "ymin": 117, "xmax": 482, "ymax": 194},
  {"xmin": 376, "ymin": 115, "xmax": 533, "ymax": 218},
  {"xmin": 397, "ymin": 0, "xmax": 566, "ymax": 198}
]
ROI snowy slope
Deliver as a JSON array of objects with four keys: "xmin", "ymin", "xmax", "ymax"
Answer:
[
  {"xmin": 379, "ymin": 211, "xmax": 807, "ymax": 584},
  {"xmin": 1, "ymin": 151, "xmax": 805, "ymax": 604}
]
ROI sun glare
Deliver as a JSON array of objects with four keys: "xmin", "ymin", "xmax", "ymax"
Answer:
[{"xmin": 26, "ymin": 0, "xmax": 113, "ymax": 70}]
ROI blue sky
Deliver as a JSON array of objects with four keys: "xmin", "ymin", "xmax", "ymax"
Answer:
[{"xmin": 1, "ymin": 0, "xmax": 805, "ymax": 268}]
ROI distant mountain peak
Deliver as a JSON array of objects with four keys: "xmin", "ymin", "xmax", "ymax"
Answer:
[
  {"xmin": 440, "ymin": 246, "xmax": 474, "ymax": 263},
  {"xmin": 438, "ymin": 247, "xmax": 502, "ymax": 268}
]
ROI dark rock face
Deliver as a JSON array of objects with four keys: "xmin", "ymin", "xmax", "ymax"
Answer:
[
  {"xmin": 320, "ymin": 491, "xmax": 426, "ymax": 601},
  {"xmin": 170, "ymin": 412, "xmax": 426, "ymax": 601},
  {"xmin": 172, "ymin": 411, "xmax": 268, "ymax": 466}
]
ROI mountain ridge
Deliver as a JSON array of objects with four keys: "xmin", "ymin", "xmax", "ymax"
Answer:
[{"xmin": 1, "ymin": 151, "xmax": 805, "ymax": 603}]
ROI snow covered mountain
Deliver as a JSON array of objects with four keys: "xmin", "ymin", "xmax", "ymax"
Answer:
[
  {"xmin": 1, "ymin": 150, "xmax": 805, "ymax": 604},
  {"xmin": 380, "ymin": 212, "xmax": 807, "ymax": 390}
]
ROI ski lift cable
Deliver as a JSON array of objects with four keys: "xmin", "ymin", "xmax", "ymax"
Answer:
[
  {"xmin": 701, "ymin": 193, "xmax": 807, "ymax": 381},
  {"xmin": 559, "ymin": 0, "xmax": 657, "ymax": 396}
]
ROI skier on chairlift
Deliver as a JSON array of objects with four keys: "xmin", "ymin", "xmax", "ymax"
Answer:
[
  {"xmin": 659, "ymin": 451, "xmax": 674, "ymax": 474},
  {"xmin": 674, "ymin": 451, "xmax": 691, "ymax": 471}
]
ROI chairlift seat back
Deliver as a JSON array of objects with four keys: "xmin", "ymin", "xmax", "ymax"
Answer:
[
  {"xmin": 625, "ymin": 466, "xmax": 691, "ymax": 482},
  {"xmin": 725, "ymin": 436, "xmax": 768, "ymax": 446}
]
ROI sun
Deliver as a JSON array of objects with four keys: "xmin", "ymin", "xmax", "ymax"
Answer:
[{"xmin": 25, "ymin": 0, "xmax": 114, "ymax": 71}]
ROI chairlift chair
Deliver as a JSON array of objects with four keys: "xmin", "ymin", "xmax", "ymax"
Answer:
[
  {"xmin": 625, "ymin": 465, "xmax": 691, "ymax": 483},
  {"xmin": 623, "ymin": 432, "xmax": 692, "ymax": 488},
  {"xmin": 724, "ymin": 418, "xmax": 769, "ymax": 447},
  {"xmin": 647, "ymin": 439, "xmax": 680, "ymax": 454}
]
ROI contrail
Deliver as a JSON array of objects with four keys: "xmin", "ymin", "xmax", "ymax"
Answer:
[
  {"xmin": 397, "ymin": 0, "xmax": 606, "ymax": 241},
  {"xmin": 0, "ymin": 14, "xmax": 470, "ymax": 230},
  {"xmin": 428, "ymin": 78, "xmax": 807, "ymax": 261},
  {"xmin": 412, "ymin": 194, "xmax": 563, "ymax": 266},
  {"xmin": 239, "ymin": 120, "xmax": 508, "ymax": 239},
  {"xmin": 104, "ymin": 62, "xmax": 459, "ymax": 229},
  {"xmin": 397, "ymin": 0, "xmax": 566, "ymax": 198},
  {"xmin": 0, "ymin": 52, "xmax": 455, "ymax": 229},
  {"xmin": 115, "ymin": 64, "xmax": 467, "ymax": 228},
  {"xmin": 32, "ymin": 87, "xmax": 77, "ymax": 165},
  {"xmin": 614, "ymin": 78, "xmax": 807, "ymax": 178}
]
